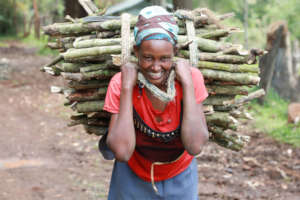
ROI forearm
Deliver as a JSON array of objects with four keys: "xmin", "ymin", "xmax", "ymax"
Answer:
[
  {"xmin": 107, "ymin": 87, "xmax": 136, "ymax": 162},
  {"xmin": 181, "ymin": 83, "xmax": 209, "ymax": 155}
]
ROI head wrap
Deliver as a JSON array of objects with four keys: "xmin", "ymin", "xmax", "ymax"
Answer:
[{"xmin": 134, "ymin": 6, "xmax": 179, "ymax": 46}]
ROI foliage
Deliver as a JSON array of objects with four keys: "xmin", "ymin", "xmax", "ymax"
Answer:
[
  {"xmin": 0, "ymin": 0, "xmax": 24, "ymax": 35},
  {"xmin": 0, "ymin": 0, "xmax": 65, "ymax": 36},
  {"xmin": 194, "ymin": 0, "xmax": 300, "ymax": 49},
  {"xmin": 21, "ymin": 33, "xmax": 59, "ymax": 56},
  {"xmin": 248, "ymin": 88, "xmax": 300, "ymax": 147},
  {"xmin": 0, "ymin": 33, "xmax": 58, "ymax": 56}
]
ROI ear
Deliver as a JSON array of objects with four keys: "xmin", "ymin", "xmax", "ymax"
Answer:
[
  {"xmin": 133, "ymin": 45, "xmax": 139, "ymax": 58},
  {"xmin": 173, "ymin": 45, "xmax": 178, "ymax": 56}
]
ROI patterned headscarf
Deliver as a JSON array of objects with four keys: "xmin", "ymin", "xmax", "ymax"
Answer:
[{"xmin": 134, "ymin": 6, "xmax": 179, "ymax": 46}]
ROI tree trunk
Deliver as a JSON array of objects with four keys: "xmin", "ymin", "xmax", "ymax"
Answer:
[
  {"xmin": 258, "ymin": 25, "xmax": 284, "ymax": 104},
  {"xmin": 64, "ymin": 0, "xmax": 87, "ymax": 18},
  {"xmin": 173, "ymin": 0, "xmax": 193, "ymax": 10},
  {"xmin": 243, "ymin": 0, "xmax": 248, "ymax": 49},
  {"xmin": 32, "ymin": 0, "xmax": 40, "ymax": 39}
]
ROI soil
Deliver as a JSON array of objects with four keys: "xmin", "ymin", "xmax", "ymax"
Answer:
[{"xmin": 0, "ymin": 43, "xmax": 300, "ymax": 200}]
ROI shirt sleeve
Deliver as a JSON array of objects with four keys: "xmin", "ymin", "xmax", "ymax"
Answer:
[
  {"xmin": 191, "ymin": 67, "xmax": 208, "ymax": 103},
  {"xmin": 103, "ymin": 72, "xmax": 122, "ymax": 114}
]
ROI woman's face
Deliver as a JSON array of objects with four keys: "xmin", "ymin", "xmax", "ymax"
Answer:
[{"xmin": 134, "ymin": 39, "xmax": 175, "ymax": 90}]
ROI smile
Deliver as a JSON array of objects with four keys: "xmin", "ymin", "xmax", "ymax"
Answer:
[{"xmin": 147, "ymin": 71, "xmax": 163, "ymax": 80}]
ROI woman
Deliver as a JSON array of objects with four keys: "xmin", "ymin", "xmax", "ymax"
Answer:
[{"xmin": 101, "ymin": 5, "xmax": 209, "ymax": 200}]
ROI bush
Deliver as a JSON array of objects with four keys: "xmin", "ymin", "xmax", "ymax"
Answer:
[
  {"xmin": 248, "ymin": 88, "xmax": 300, "ymax": 147},
  {"xmin": 0, "ymin": 0, "xmax": 23, "ymax": 35}
]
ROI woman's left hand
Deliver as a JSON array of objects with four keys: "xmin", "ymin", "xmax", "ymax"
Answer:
[{"xmin": 174, "ymin": 58, "xmax": 193, "ymax": 87}]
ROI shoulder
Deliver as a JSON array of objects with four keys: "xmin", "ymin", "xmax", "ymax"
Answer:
[
  {"xmin": 190, "ymin": 67, "xmax": 204, "ymax": 79},
  {"xmin": 109, "ymin": 72, "xmax": 122, "ymax": 84}
]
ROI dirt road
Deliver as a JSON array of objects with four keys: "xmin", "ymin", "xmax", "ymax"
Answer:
[{"xmin": 0, "ymin": 43, "xmax": 299, "ymax": 200}]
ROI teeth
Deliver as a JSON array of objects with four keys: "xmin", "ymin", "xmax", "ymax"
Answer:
[{"xmin": 148, "ymin": 72, "xmax": 162, "ymax": 79}]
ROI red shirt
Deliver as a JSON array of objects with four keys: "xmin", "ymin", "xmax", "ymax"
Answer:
[{"xmin": 103, "ymin": 67, "xmax": 208, "ymax": 182}]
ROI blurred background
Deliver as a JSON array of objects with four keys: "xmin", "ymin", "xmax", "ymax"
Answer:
[{"xmin": 0, "ymin": 1, "xmax": 300, "ymax": 200}]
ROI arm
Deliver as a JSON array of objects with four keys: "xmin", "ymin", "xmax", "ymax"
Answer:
[
  {"xmin": 106, "ymin": 63, "xmax": 137, "ymax": 162},
  {"xmin": 175, "ymin": 59, "xmax": 209, "ymax": 155}
]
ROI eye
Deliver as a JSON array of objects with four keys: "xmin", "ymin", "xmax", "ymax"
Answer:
[
  {"xmin": 143, "ymin": 56, "xmax": 153, "ymax": 61},
  {"xmin": 161, "ymin": 57, "xmax": 171, "ymax": 62}
]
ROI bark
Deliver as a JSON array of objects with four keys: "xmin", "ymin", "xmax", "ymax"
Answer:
[
  {"xmin": 198, "ymin": 29, "xmax": 230, "ymax": 40},
  {"xmin": 64, "ymin": 0, "xmax": 87, "ymax": 18},
  {"xmin": 67, "ymin": 80, "xmax": 109, "ymax": 90},
  {"xmin": 197, "ymin": 60, "xmax": 259, "ymax": 72},
  {"xmin": 206, "ymin": 85, "xmax": 249, "ymax": 95},
  {"xmin": 67, "ymin": 88, "xmax": 107, "ymax": 102},
  {"xmin": 41, "ymin": 55, "xmax": 63, "ymax": 72},
  {"xmin": 61, "ymin": 69, "xmax": 117, "ymax": 81},
  {"xmin": 73, "ymin": 38, "xmax": 123, "ymax": 49},
  {"xmin": 243, "ymin": 0, "xmax": 249, "ymax": 49},
  {"xmin": 208, "ymin": 126, "xmax": 250, "ymax": 151},
  {"xmin": 33, "ymin": 0, "xmax": 40, "ymax": 39},
  {"xmin": 225, "ymin": 89, "xmax": 265, "ymax": 107},
  {"xmin": 62, "ymin": 46, "xmax": 122, "ymax": 60},
  {"xmin": 68, "ymin": 116, "xmax": 109, "ymax": 127},
  {"xmin": 173, "ymin": 0, "xmax": 193, "ymax": 10},
  {"xmin": 203, "ymin": 95, "xmax": 235, "ymax": 106},
  {"xmin": 206, "ymin": 112, "xmax": 238, "ymax": 130},
  {"xmin": 75, "ymin": 100, "xmax": 105, "ymax": 113},
  {"xmin": 84, "ymin": 125, "xmax": 107, "ymax": 136},
  {"xmin": 178, "ymin": 35, "xmax": 231, "ymax": 53},
  {"xmin": 200, "ymin": 69, "xmax": 260, "ymax": 85},
  {"xmin": 179, "ymin": 51, "xmax": 250, "ymax": 65},
  {"xmin": 58, "ymin": 62, "xmax": 109, "ymax": 73},
  {"xmin": 258, "ymin": 25, "xmax": 284, "ymax": 103}
]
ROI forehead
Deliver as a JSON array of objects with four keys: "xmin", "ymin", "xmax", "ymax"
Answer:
[{"xmin": 138, "ymin": 40, "xmax": 174, "ymax": 55}]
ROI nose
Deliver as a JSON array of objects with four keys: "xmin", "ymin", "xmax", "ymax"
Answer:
[{"xmin": 151, "ymin": 60, "xmax": 161, "ymax": 72}]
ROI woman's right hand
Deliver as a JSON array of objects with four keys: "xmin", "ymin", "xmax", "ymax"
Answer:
[{"xmin": 121, "ymin": 62, "xmax": 138, "ymax": 90}]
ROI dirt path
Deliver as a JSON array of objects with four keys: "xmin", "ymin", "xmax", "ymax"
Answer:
[{"xmin": 0, "ymin": 43, "xmax": 300, "ymax": 200}]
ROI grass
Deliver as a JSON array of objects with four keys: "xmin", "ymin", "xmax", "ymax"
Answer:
[
  {"xmin": 0, "ymin": 33, "xmax": 58, "ymax": 56},
  {"xmin": 248, "ymin": 88, "xmax": 300, "ymax": 147}
]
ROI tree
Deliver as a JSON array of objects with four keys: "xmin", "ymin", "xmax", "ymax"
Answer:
[
  {"xmin": 173, "ymin": 0, "xmax": 193, "ymax": 10},
  {"xmin": 64, "ymin": 0, "xmax": 87, "ymax": 18},
  {"xmin": 32, "ymin": 0, "xmax": 40, "ymax": 39}
]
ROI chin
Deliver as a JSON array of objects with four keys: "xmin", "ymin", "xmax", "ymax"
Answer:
[{"xmin": 148, "ymin": 78, "xmax": 165, "ymax": 89}]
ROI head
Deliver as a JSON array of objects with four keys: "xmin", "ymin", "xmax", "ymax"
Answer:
[{"xmin": 133, "ymin": 6, "xmax": 178, "ymax": 90}]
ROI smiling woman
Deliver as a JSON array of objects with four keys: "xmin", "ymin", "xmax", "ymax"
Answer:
[
  {"xmin": 134, "ymin": 39, "xmax": 174, "ymax": 90},
  {"xmin": 100, "ymin": 5, "xmax": 209, "ymax": 199}
]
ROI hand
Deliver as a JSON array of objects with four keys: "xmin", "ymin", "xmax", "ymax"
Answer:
[
  {"xmin": 121, "ymin": 62, "xmax": 138, "ymax": 89},
  {"xmin": 174, "ymin": 58, "xmax": 193, "ymax": 87}
]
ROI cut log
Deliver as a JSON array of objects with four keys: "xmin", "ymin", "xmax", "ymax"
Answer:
[
  {"xmin": 61, "ymin": 69, "xmax": 117, "ymax": 81},
  {"xmin": 200, "ymin": 69, "xmax": 260, "ymax": 85},
  {"xmin": 180, "ymin": 51, "xmax": 249, "ymax": 65},
  {"xmin": 206, "ymin": 85, "xmax": 249, "ymax": 95},
  {"xmin": 68, "ymin": 80, "xmax": 109, "ymax": 90},
  {"xmin": 84, "ymin": 125, "xmax": 107, "ymax": 135},
  {"xmin": 206, "ymin": 112, "xmax": 238, "ymax": 130},
  {"xmin": 196, "ymin": 60, "xmax": 259, "ymax": 72},
  {"xmin": 203, "ymin": 95, "xmax": 235, "ymax": 106},
  {"xmin": 75, "ymin": 100, "xmax": 104, "ymax": 113},
  {"xmin": 62, "ymin": 46, "xmax": 123, "ymax": 60},
  {"xmin": 67, "ymin": 88, "xmax": 107, "ymax": 102},
  {"xmin": 209, "ymin": 126, "xmax": 250, "ymax": 151}
]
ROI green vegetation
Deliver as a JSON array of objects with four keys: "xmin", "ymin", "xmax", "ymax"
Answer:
[
  {"xmin": 248, "ymin": 89, "xmax": 300, "ymax": 147},
  {"xmin": 0, "ymin": 33, "xmax": 58, "ymax": 56}
]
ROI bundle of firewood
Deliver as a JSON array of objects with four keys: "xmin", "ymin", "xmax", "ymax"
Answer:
[{"xmin": 41, "ymin": 8, "xmax": 265, "ymax": 151}]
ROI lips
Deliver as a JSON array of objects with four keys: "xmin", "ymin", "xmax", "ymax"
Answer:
[{"xmin": 147, "ymin": 71, "xmax": 163, "ymax": 80}]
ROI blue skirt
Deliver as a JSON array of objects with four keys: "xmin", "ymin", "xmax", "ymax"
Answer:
[{"xmin": 108, "ymin": 158, "xmax": 199, "ymax": 200}]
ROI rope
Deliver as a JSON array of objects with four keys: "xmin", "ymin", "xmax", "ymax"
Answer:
[
  {"xmin": 121, "ymin": 13, "xmax": 176, "ymax": 103},
  {"xmin": 138, "ymin": 70, "xmax": 176, "ymax": 103},
  {"xmin": 186, "ymin": 18, "xmax": 198, "ymax": 66},
  {"xmin": 121, "ymin": 13, "xmax": 131, "ymax": 64}
]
